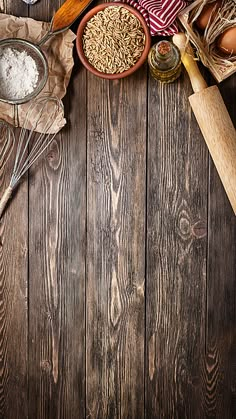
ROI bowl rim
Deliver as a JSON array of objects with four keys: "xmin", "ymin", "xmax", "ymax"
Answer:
[
  {"xmin": 76, "ymin": 2, "xmax": 151, "ymax": 79},
  {"xmin": 0, "ymin": 38, "xmax": 48, "ymax": 104}
]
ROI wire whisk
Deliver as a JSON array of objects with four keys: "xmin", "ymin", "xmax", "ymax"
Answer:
[
  {"xmin": 0, "ymin": 95, "xmax": 64, "ymax": 219},
  {"xmin": 0, "ymin": 121, "xmax": 15, "ymax": 172}
]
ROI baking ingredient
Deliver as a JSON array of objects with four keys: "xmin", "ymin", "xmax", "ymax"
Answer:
[
  {"xmin": 217, "ymin": 27, "xmax": 236, "ymax": 55},
  {"xmin": 148, "ymin": 40, "xmax": 181, "ymax": 83},
  {"xmin": 196, "ymin": 0, "xmax": 222, "ymax": 30},
  {"xmin": 0, "ymin": 47, "xmax": 39, "ymax": 100},
  {"xmin": 82, "ymin": 6, "xmax": 145, "ymax": 74}
]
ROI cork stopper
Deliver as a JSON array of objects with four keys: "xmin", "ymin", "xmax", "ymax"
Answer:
[{"xmin": 157, "ymin": 41, "xmax": 171, "ymax": 56}]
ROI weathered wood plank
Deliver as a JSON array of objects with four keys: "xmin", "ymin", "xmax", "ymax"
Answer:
[
  {"xmin": 27, "ymin": 2, "xmax": 86, "ymax": 418},
  {"xmin": 0, "ymin": 4, "xmax": 29, "ymax": 419},
  {"xmin": 86, "ymin": 69, "xmax": 147, "ymax": 418},
  {"xmin": 1, "ymin": 0, "xmax": 236, "ymax": 416},
  {"xmin": 204, "ymin": 75, "xmax": 236, "ymax": 418},
  {"xmin": 146, "ymin": 73, "xmax": 208, "ymax": 418}
]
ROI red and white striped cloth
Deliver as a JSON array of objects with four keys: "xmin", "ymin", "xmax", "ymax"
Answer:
[{"xmin": 117, "ymin": 0, "xmax": 188, "ymax": 35}]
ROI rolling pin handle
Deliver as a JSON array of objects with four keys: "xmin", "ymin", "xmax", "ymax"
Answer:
[{"xmin": 172, "ymin": 33, "xmax": 208, "ymax": 93}]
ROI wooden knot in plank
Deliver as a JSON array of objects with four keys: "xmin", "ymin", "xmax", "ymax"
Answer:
[{"xmin": 191, "ymin": 220, "xmax": 207, "ymax": 238}]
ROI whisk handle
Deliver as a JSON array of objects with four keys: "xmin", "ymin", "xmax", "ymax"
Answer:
[{"xmin": 0, "ymin": 186, "xmax": 13, "ymax": 219}]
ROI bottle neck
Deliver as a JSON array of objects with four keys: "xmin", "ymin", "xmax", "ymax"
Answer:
[
  {"xmin": 155, "ymin": 41, "xmax": 172, "ymax": 60},
  {"xmin": 152, "ymin": 41, "xmax": 179, "ymax": 70}
]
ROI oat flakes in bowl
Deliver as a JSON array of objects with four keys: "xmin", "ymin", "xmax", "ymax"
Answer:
[{"xmin": 76, "ymin": 3, "xmax": 151, "ymax": 79}]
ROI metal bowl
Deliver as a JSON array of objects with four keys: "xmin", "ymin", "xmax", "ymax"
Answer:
[{"xmin": 0, "ymin": 38, "xmax": 48, "ymax": 105}]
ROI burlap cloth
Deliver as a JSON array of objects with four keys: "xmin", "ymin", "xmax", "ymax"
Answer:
[{"xmin": 0, "ymin": 13, "xmax": 76, "ymax": 133}]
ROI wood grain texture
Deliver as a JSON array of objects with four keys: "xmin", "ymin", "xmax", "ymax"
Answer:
[
  {"xmin": 86, "ymin": 69, "xmax": 147, "ymax": 418},
  {"xmin": 28, "ymin": 3, "xmax": 86, "ymax": 418},
  {"xmin": 1, "ymin": 0, "xmax": 236, "ymax": 417},
  {"xmin": 0, "ymin": 139, "xmax": 28, "ymax": 419},
  {"xmin": 204, "ymin": 74, "xmax": 236, "ymax": 419},
  {"xmin": 0, "ymin": 4, "xmax": 28, "ymax": 419},
  {"xmin": 145, "ymin": 72, "xmax": 208, "ymax": 418}
]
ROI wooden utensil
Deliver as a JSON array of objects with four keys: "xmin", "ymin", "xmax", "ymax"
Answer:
[
  {"xmin": 52, "ymin": 0, "xmax": 94, "ymax": 32},
  {"xmin": 173, "ymin": 33, "xmax": 236, "ymax": 214},
  {"xmin": 38, "ymin": 0, "xmax": 94, "ymax": 45}
]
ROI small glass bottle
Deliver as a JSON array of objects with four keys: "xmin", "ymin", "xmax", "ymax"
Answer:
[{"xmin": 148, "ymin": 40, "xmax": 181, "ymax": 83}]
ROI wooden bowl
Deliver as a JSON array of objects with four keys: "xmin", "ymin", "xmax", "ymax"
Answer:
[{"xmin": 76, "ymin": 2, "xmax": 151, "ymax": 79}]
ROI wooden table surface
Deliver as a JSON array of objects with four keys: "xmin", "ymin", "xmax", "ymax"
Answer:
[{"xmin": 1, "ymin": 1, "xmax": 236, "ymax": 418}]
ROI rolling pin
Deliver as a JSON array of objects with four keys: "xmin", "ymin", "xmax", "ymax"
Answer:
[{"xmin": 173, "ymin": 33, "xmax": 236, "ymax": 214}]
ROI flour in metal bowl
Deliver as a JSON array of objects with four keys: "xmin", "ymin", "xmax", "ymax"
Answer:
[
  {"xmin": 82, "ymin": 6, "xmax": 146, "ymax": 74},
  {"xmin": 0, "ymin": 47, "xmax": 39, "ymax": 100}
]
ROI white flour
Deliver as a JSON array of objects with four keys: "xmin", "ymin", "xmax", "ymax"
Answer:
[{"xmin": 0, "ymin": 47, "xmax": 39, "ymax": 100}]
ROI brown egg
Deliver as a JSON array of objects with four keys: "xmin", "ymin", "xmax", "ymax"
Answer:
[
  {"xmin": 196, "ymin": 0, "xmax": 222, "ymax": 30},
  {"xmin": 217, "ymin": 27, "xmax": 236, "ymax": 55}
]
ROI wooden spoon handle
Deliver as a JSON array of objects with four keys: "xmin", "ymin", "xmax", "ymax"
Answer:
[{"xmin": 51, "ymin": 0, "xmax": 93, "ymax": 33}]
